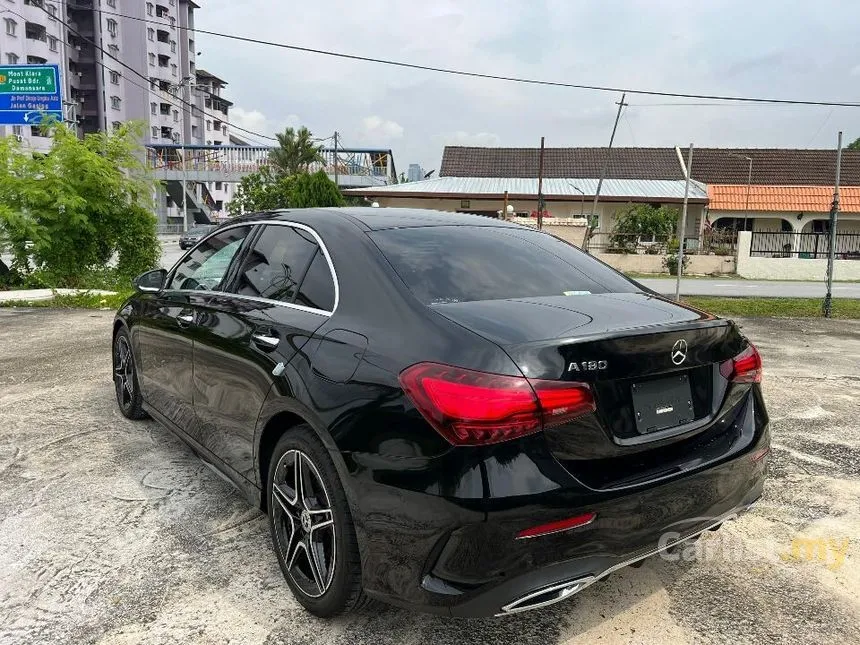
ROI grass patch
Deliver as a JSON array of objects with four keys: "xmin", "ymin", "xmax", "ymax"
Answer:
[
  {"xmin": 0, "ymin": 290, "xmax": 132, "ymax": 310},
  {"xmin": 682, "ymin": 296, "xmax": 860, "ymax": 319}
]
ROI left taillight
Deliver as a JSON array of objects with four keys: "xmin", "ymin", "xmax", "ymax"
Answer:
[
  {"xmin": 398, "ymin": 362, "xmax": 595, "ymax": 446},
  {"xmin": 720, "ymin": 343, "xmax": 762, "ymax": 384}
]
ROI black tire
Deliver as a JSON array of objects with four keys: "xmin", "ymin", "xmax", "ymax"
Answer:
[
  {"xmin": 113, "ymin": 328, "xmax": 147, "ymax": 420},
  {"xmin": 267, "ymin": 425, "xmax": 369, "ymax": 617}
]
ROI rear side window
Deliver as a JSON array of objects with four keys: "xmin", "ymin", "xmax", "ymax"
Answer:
[
  {"xmin": 295, "ymin": 251, "xmax": 336, "ymax": 311},
  {"xmin": 370, "ymin": 226, "xmax": 637, "ymax": 305},
  {"xmin": 234, "ymin": 225, "xmax": 319, "ymax": 302}
]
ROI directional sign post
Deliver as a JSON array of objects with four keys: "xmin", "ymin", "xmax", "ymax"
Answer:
[{"xmin": 0, "ymin": 64, "xmax": 63, "ymax": 126}]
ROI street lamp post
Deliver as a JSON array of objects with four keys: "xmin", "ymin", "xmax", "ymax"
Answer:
[{"xmin": 568, "ymin": 182, "xmax": 586, "ymax": 218}]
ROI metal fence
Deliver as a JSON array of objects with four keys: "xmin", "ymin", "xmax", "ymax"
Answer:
[
  {"xmin": 750, "ymin": 231, "xmax": 860, "ymax": 259},
  {"xmin": 156, "ymin": 224, "xmax": 185, "ymax": 235},
  {"xmin": 586, "ymin": 230, "xmax": 737, "ymax": 256}
]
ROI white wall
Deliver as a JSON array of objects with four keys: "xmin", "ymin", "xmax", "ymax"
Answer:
[{"xmin": 736, "ymin": 231, "xmax": 860, "ymax": 280}]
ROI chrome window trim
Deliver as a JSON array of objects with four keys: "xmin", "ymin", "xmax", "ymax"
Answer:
[{"xmin": 165, "ymin": 219, "xmax": 340, "ymax": 317}]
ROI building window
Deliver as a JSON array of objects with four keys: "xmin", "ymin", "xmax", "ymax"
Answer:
[
  {"xmin": 25, "ymin": 22, "xmax": 47, "ymax": 41},
  {"xmin": 4, "ymin": 19, "xmax": 17, "ymax": 37},
  {"xmin": 108, "ymin": 44, "xmax": 119, "ymax": 55},
  {"xmin": 12, "ymin": 125, "xmax": 23, "ymax": 136},
  {"xmin": 146, "ymin": 2, "xmax": 154, "ymax": 16},
  {"xmin": 48, "ymin": 35, "xmax": 58, "ymax": 51},
  {"xmin": 5, "ymin": 53, "xmax": 18, "ymax": 64},
  {"xmin": 171, "ymin": 63, "xmax": 177, "ymax": 76},
  {"xmin": 46, "ymin": 4, "xmax": 57, "ymax": 20},
  {"xmin": 147, "ymin": 27, "xmax": 154, "ymax": 41},
  {"xmin": 460, "ymin": 199, "xmax": 471, "ymax": 208},
  {"xmin": 110, "ymin": 96, "xmax": 121, "ymax": 110},
  {"xmin": 169, "ymin": 0, "xmax": 174, "ymax": 5},
  {"xmin": 151, "ymin": 126, "xmax": 159, "ymax": 139},
  {"xmin": 109, "ymin": 70, "xmax": 120, "ymax": 84},
  {"xmin": 166, "ymin": 196, "xmax": 174, "ymax": 207},
  {"xmin": 169, "ymin": 16, "xmax": 176, "ymax": 27},
  {"xmin": 148, "ymin": 53, "xmax": 156, "ymax": 66},
  {"xmin": 205, "ymin": 120, "xmax": 211, "ymax": 131},
  {"xmin": 222, "ymin": 125, "xmax": 227, "ymax": 135},
  {"xmin": 190, "ymin": 125, "xmax": 198, "ymax": 137},
  {"xmin": 150, "ymin": 102, "xmax": 157, "ymax": 115},
  {"xmin": 107, "ymin": 0, "xmax": 116, "ymax": 7},
  {"xmin": 26, "ymin": 56, "xmax": 47, "ymax": 64},
  {"xmin": 173, "ymin": 109, "xmax": 179, "ymax": 122},
  {"xmin": 214, "ymin": 181, "xmax": 222, "ymax": 190},
  {"xmin": 112, "ymin": 121, "xmax": 122, "ymax": 132},
  {"xmin": 106, "ymin": 18, "xmax": 117, "ymax": 37},
  {"xmin": 170, "ymin": 40, "xmax": 176, "ymax": 53}
]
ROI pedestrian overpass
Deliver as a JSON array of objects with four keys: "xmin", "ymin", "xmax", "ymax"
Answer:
[{"xmin": 146, "ymin": 144, "xmax": 397, "ymax": 187}]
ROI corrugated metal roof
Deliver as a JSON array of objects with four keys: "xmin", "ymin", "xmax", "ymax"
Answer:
[
  {"xmin": 709, "ymin": 184, "xmax": 860, "ymax": 213},
  {"xmin": 344, "ymin": 176, "xmax": 708, "ymax": 200}
]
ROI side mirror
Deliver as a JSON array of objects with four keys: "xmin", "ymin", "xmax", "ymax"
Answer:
[{"xmin": 133, "ymin": 268, "xmax": 167, "ymax": 293}]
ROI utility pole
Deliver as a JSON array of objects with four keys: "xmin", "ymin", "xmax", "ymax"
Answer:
[
  {"xmin": 824, "ymin": 131, "xmax": 843, "ymax": 318},
  {"xmin": 333, "ymin": 130, "xmax": 339, "ymax": 189},
  {"xmin": 586, "ymin": 92, "xmax": 627, "ymax": 251},
  {"xmin": 537, "ymin": 136, "xmax": 546, "ymax": 230},
  {"xmin": 675, "ymin": 144, "xmax": 694, "ymax": 302}
]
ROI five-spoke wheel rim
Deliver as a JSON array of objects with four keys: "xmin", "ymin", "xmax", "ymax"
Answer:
[
  {"xmin": 114, "ymin": 336, "xmax": 134, "ymax": 408},
  {"xmin": 271, "ymin": 449, "xmax": 336, "ymax": 598}
]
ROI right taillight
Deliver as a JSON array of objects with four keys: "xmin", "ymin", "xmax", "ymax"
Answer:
[
  {"xmin": 720, "ymin": 344, "xmax": 762, "ymax": 383},
  {"xmin": 398, "ymin": 362, "xmax": 595, "ymax": 446}
]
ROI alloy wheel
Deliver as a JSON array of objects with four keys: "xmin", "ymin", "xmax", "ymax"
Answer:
[
  {"xmin": 271, "ymin": 449, "xmax": 337, "ymax": 598},
  {"xmin": 114, "ymin": 335, "xmax": 135, "ymax": 407}
]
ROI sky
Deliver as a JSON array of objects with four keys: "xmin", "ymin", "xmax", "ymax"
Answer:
[{"xmin": 195, "ymin": 0, "xmax": 860, "ymax": 173}]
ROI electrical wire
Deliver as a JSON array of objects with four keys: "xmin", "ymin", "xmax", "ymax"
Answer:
[
  {"xmin": 64, "ymin": 4, "xmax": 860, "ymax": 108},
  {"xmin": 39, "ymin": 4, "xmax": 277, "ymax": 141}
]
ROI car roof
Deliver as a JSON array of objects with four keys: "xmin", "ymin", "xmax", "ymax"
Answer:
[{"xmin": 232, "ymin": 207, "xmax": 524, "ymax": 232}]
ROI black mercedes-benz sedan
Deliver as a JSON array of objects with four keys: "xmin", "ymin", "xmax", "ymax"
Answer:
[{"xmin": 113, "ymin": 208, "xmax": 769, "ymax": 618}]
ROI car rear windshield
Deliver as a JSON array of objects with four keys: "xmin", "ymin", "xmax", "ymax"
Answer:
[{"xmin": 370, "ymin": 225, "xmax": 639, "ymax": 305}]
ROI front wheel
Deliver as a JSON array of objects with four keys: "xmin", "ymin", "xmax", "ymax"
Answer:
[
  {"xmin": 113, "ymin": 328, "xmax": 147, "ymax": 420},
  {"xmin": 267, "ymin": 426, "xmax": 369, "ymax": 617}
]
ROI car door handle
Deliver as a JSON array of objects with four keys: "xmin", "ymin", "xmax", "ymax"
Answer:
[
  {"xmin": 176, "ymin": 311, "xmax": 195, "ymax": 327},
  {"xmin": 252, "ymin": 333, "xmax": 280, "ymax": 349}
]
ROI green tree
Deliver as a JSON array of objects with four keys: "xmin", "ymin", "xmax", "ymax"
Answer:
[
  {"xmin": 289, "ymin": 170, "xmax": 346, "ymax": 208},
  {"xmin": 269, "ymin": 126, "xmax": 325, "ymax": 176},
  {"xmin": 608, "ymin": 204, "xmax": 679, "ymax": 253},
  {"xmin": 847, "ymin": 137, "xmax": 860, "ymax": 151},
  {"xmin": 0, "ymin": 121, "xmax": 159, "ymax": 288},
  {"xmin": 228, "ymin": 166, "xmax": 296, "ymax": 215}
]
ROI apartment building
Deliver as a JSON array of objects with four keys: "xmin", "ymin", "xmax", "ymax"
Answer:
[{"xmin": 0, "ymin": 0, "xmax": 67, "ymax": 151}]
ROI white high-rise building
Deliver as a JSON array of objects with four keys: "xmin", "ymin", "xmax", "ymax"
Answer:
[{"xmin": 0, "ymin": 0, "xmax": 233, "ymax": 226}]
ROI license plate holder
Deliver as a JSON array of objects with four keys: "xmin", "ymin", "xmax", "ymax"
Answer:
[{"xmin": 631, "ymin": 373, "xmax": 694, "ymax": 434}]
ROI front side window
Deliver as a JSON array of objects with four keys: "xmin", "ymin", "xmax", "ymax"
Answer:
[
  {"xmin": 170, "ymin": 226, "xmax": 250, "ymax": 291},
  {"xmin": 233, "ymin": 225, "xmax": 322, "ymax": 305},
  {"xmin": 370, "ymin": 226, "xmax": 637, "ymax": 305}
]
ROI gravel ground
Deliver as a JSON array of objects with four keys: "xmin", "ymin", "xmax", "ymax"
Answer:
[{"xmin": 0, "ymin": 309, "xmax": 858, "ymax": 645}]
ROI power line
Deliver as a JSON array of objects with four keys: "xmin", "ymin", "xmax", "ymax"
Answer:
[
  {"xmin": 40, "ymin": 4, "xmax": 276, "ymax": 141},
  {"xmin": 64, "ymin": 4, "xmax": 860, "ymax": 108}
]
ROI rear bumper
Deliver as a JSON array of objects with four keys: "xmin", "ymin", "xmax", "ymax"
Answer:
[{"xmin": 358, "ymin": 422, "xmax": 769, "ymax": 617}]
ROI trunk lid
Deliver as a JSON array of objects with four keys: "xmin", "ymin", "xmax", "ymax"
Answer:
[{"xmin": 433, "ymin": 292, "xmax": 747, "ymax": 467}]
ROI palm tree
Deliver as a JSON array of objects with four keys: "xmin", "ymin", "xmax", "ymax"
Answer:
[{"xmin": 269, "ymin": 127, "xmax": 325, "ymax": 176}]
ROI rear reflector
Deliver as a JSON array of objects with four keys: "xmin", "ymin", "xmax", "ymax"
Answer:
[
  {"xmin": 720, "ymin": 344, "xmax": 762, "ymax": 384},
  {"xmin": 515, "ymin": 512, "xmax": 597, "ymax": 539},
  {"xmin": 399, "ymin": 362, "xmax": 595, "ymax": 446}
]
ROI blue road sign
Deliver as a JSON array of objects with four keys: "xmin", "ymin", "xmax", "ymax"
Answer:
[{"xmin": 0, "ymin": 64, "xmax": 63, "ymax": 126}]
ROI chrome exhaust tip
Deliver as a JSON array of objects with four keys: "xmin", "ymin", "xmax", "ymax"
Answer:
[{"xmin": 497, "ymin": 577, "xmax": 594, "ymax": 615}]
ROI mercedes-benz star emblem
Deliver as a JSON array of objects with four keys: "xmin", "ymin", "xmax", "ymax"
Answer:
[{"xmin": 671, "ymin": 339, "xmax": 688, "ymax": 365}]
